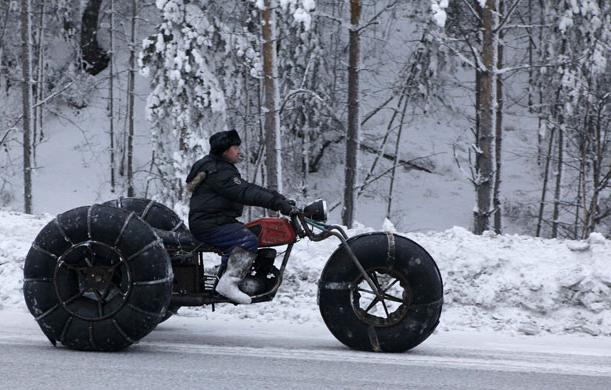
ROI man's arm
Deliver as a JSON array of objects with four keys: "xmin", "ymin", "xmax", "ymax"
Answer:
[{"xmin": 207, "ymin": 168, "xmax": 290, "ymax": 212}]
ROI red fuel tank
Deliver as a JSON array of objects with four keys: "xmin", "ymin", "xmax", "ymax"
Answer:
[{"xmin": 245, "ymin": 218, "xmax": 297, "ymax": 247}]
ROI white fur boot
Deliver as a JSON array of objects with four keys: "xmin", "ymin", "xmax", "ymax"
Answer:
[{"xmin": 215, "ymin": 247, "xmax": 255, "ymax": 304}]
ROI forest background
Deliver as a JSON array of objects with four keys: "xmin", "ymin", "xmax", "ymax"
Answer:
[{"xmin": 0, "ymin": 0, "xmax": 609, "ymax": 239}]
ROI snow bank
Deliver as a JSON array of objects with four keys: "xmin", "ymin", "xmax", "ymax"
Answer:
[
  {"xmin": 0, "ymin": 210, "xmax": 52, "ymax": 309},
  {"xmin": 1, "ymin": 209, "xmax": 610, "ymax": 336}
]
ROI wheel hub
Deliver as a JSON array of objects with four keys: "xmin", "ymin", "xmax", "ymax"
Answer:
[
  {"xmin": 82, "ymin": 266, "xmax": 114, "ymax": 290},
  {"xmin": 350, "ymin": 267, "xmax": 413, "ymax": 327},
  {"xmin": 54, "ymin": 241, "xmax": 132, "ymax": 321}
]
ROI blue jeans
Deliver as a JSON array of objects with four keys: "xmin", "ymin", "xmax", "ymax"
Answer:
[{"xmin": 193, "ymin": 223, "xmax": 258, "ymax": 267}]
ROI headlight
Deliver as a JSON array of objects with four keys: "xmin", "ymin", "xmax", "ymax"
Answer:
[{"xmin": 303, "ymin": 199, "xmax": 327, "ymax": 222}]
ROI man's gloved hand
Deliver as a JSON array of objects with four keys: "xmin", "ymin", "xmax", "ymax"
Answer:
[{"xmin": 278, "ymin": 198, "xmax": 299, "ymax": 216}]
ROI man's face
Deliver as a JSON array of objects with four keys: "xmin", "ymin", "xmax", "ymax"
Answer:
[{"xmin": 223, "ymin": 145, "xmax": 241, "ymax": 164}]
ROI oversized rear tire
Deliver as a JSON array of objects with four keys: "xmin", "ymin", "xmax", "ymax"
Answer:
[
  {"xmin": 23, "ymin": 204, "xmax": 173, "ymax": 351},
  {"xmin": 102, "ymin": 197, "xmax": 188, "ymax": 233},
  {"xmin": 103, "ymin": 197, "xmax": 187, "ymax": 323},
  {"xmin": 318, "ymin": 232, "xmax": 443, "ymax": 353}
]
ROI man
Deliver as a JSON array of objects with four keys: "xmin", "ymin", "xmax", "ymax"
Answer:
[{"xmin": 186, "ymin": 130, "xmax": 295, "ymax": 304}]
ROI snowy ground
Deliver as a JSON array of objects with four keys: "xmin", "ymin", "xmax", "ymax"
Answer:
[{"xmin": 1, "ymin": 208, "xmax": 610, "ymax": 337}]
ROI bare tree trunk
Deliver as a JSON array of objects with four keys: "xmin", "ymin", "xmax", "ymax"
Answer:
[
  {"xmin": 359, "ymin": 44, "xmax": 425, "ymax": 200},
  {"xmin": 537, "ymin": 0, "xmax": 545, "ymax": 165},
  {"xmin": 493, "ymin": 0, "xmax": 504, "ymax": 234},
  {"xmin": 108, "ymin": 0, "xmax": 115, "ymax": 193},
  {"xmin": 20, "ymin": 0, "xmax": 33, "ymax": 213},
  {"xmin": 359, "ymin": 92, "xmax": 405, "ymax": 199},
  {"xmin": 302, "ymin": 118, "xmax": 310, "ymax": 197},
  {"xmin": 386, "ymin": 93, "xmax": 409, "ymax": 219},
  {"xmin": 527, "ymin": 0, "xmax": 533, "ymax": 113},
  {"xmin": 583, "ymin": 100, "xmax": 609, "ymax": 237},
  {"xmin": 330, "ymin": 0, "xmax": 343, "ymax": 106},
  {"xmin": 261, "ymin": 0, "xmax": 282, "ymax": 193},
  {"xmin": 551, "ymin": 120, "xmax": 563, "ymax": 238},
  {"xmin": 535, "ymin": 126, "xmax": 555, "ymax": 237},
  {"xmin": 32, "ymin": 0, "xmax": 45, "ymax": 165},
  {"xmin": 574, "ymin": 102, "xmax": 591, "ymax": 238},
  {"xmin": 550, "ymin": 39, "xmax": 567, "ymax": 238},
  {"xmin": 342, "ymin": 0, "xmax": 361, "ymax": 228},
  {"xmin": 574, "ymin": 156, "xmax": 584, "ymax": 239},
  {"xmin": 243, "ymin": 65, "xmax": 251, "ymax": 183},
  {"xmin": 473, "ymin": 0, "xmax": 498, "ymax": 235},
  {"xmin": 0, "ymin": 6, "xmax": 9, "ymax": 87},
  {"xmin": 126, "ymin": 0, "xmax": 137, "ymax": 197}
]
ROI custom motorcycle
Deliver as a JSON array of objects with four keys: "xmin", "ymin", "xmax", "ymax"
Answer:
[{"xmin": 23, "ymin": 198, "xmax": 443, "ymax": 352}]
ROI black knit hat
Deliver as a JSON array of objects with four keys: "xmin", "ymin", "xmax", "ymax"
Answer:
[{"xmin": 209, "ymin": 130, "xmax": 241, "ymax": 155}]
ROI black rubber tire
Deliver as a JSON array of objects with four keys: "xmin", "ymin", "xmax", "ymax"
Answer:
[
  {"xmin": 318, "ymin": 232, "xmax": 443, "ymax": 353},
  {"xmin": 159, "ymin": 304, "xmax": 180, "ymax": 323},
  {"xmin": 23, "ymin": 204, "xmax": 173, "ymax": 351},
  {"xmin": 102, "ymin": 197, "xmax": 188, "ymax": 233},
  {"xmin": 103, "ymin": 197, "xmax": 188, "ymax": 322}
]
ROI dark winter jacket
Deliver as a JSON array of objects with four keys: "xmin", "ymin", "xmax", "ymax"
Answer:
[{"xmin": 186, "ymin": 154, "xmax": 288, "ymax": 233}]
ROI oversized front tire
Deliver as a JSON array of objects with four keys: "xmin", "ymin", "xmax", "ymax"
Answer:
[
  {"xmin": 318, "ymin": 232, "xmax": 443, "ymax": 352},
  {"xmin": 23, "ymin": 204, "xmax": 173, "ymax": 351}
]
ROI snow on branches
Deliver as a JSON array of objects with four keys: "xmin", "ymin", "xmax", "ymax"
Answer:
[
  {"xmin": 430, "ymin": 0, "xmax": 449, "ymax": 28},
  {"xmin": 252, "ymin": 0, "xmax": 316, "ymax": 30},
  {"xmin": 140, "ymin": 0, "xmax": 228, "ymax": 204}
]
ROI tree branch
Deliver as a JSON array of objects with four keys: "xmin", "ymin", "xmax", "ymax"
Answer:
[
  {"xmin": 33, "ymin": 81, "xmax": 75, "ymax": 108},
  {"xmin": 279, "ymin": 88, "xmax": 324, "ymax": 115},
  {"xmin": 312, "ymin": 12, "xmax": 344, "ymax": 25},
  {"xmin": 460, "ymin": 0, "xmax": 482, "ymax": 23},
  {"xmin": 361, "ymin": 95, "xmax": 394, "ymax": 126},
  {"xmin": 433, "ymin": 34, "xmax": 482, "ymax": 71},
  {"xmin": 360, "ymin": 143, "xmax": 434, "ymax": 173},
  {"xmin": 357, "ymin": 0, "xmax": 399, "ymax": 33},
  {"xmin": 0, "ymin": 128, "xmax": 12, "ymax": 148},
  {"xmin": 495, "ymin": 0, "xmax": 523, "ymax": 33}
]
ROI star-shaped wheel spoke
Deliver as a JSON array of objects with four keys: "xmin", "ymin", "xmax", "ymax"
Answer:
[
  {"xmin": 354, "ymin": 269, "xmax": 409, "ymax": 321},
  {"xmin": 363, "ymin": 296, "xmax": 380, "ymax": 314}
]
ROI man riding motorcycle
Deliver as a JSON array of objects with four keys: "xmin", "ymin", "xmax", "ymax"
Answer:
[{"xmin": 186, "ymin": 130, "xmax": 295, "ymax": 304}]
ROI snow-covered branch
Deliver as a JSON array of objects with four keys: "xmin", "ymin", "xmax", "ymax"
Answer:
[
  {"xmin": 32, "ymin": 82, "xmax": 75, "ymax": 108},
  {"xmin": 496, "ymin": 60, "xmax": 575, "ymax": 75},
  {"xmin": 279, "ymin": 88, "xmax": 324, "ymax": 115},
  {"xmin": 435, "ymin": 37, "xmax": 483, "ymax": 71}
]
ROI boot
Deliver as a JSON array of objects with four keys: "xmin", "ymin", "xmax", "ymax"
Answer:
[{"xmin": 215, "ymin": 247, "xmax": 256, "ymax": 304}]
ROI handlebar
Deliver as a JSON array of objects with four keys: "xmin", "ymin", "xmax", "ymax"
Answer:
[{"xmin": 290, "ymin": 213, "xmax": 306, "ymax": 238}]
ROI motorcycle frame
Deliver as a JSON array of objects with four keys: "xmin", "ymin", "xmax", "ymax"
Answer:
[{"xmin": 165, "ymin": 213, "xmax": 383, "ymax": 307}]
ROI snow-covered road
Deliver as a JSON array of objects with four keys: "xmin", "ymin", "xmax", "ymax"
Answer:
[{"xmin": 1, "ymin": 309, "xmax": 611, "ymax": 390}]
